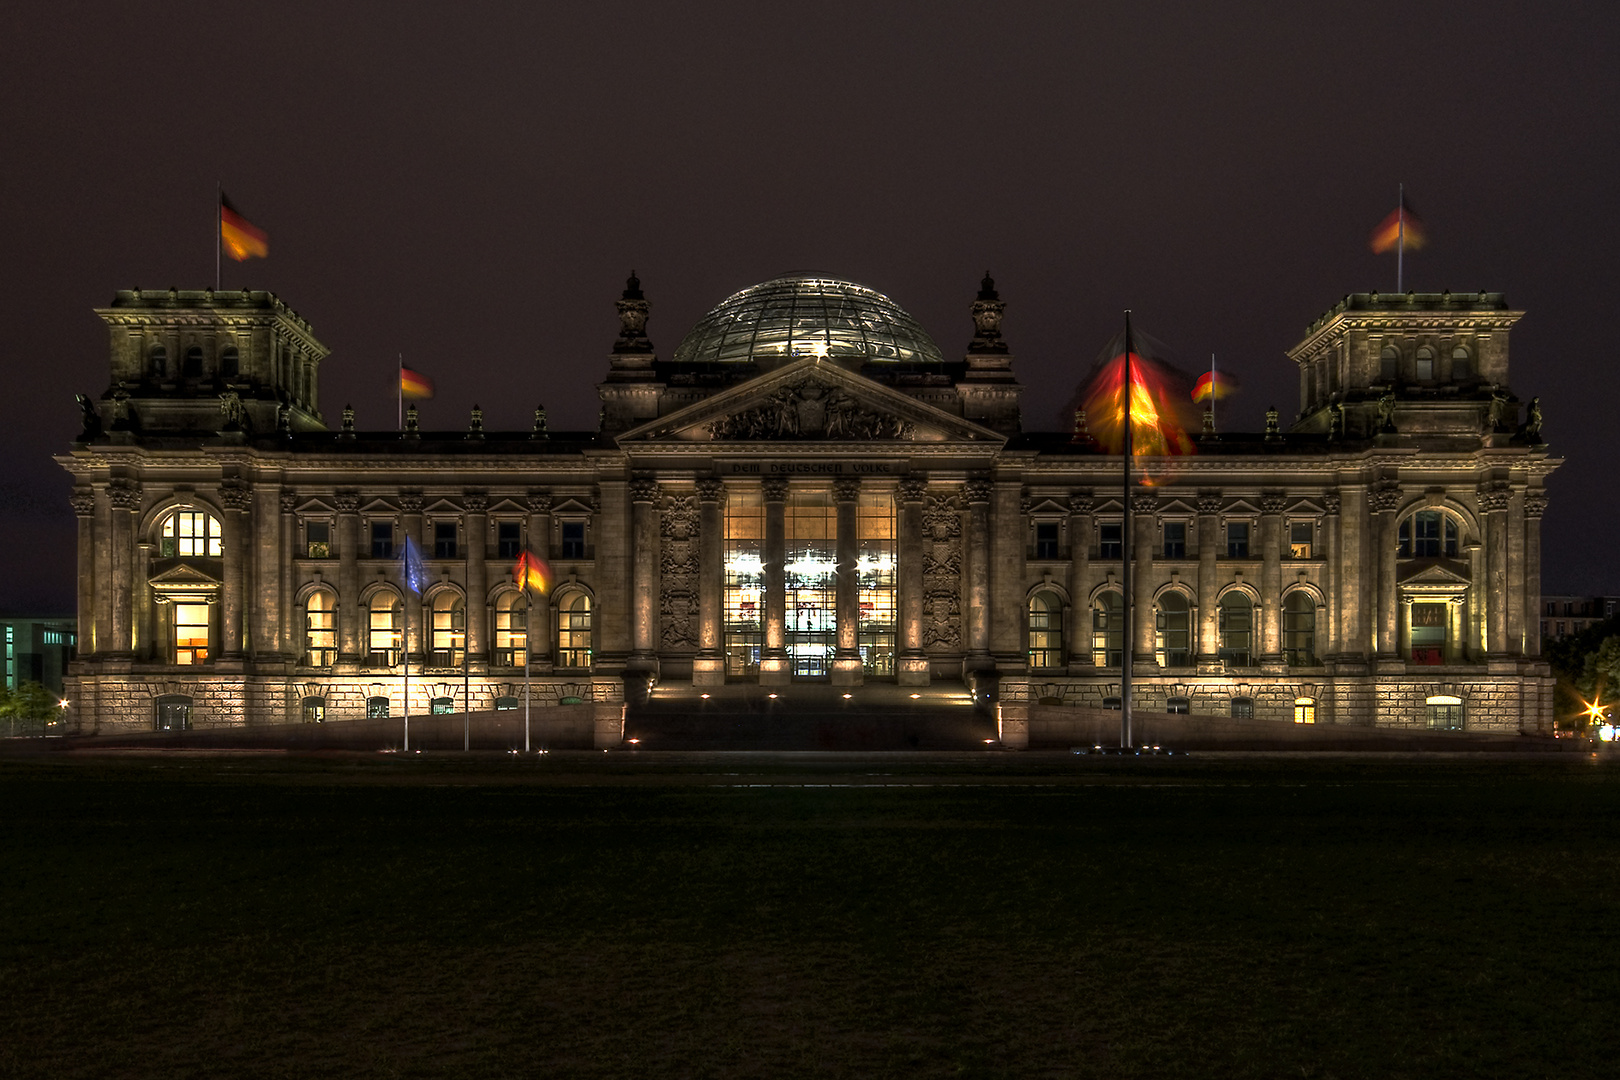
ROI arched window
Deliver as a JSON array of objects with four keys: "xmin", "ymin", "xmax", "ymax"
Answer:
[
  {"xmin": 1427, "ymin": 694, "xmax": 1464, "ymax": 730},
  {"xmin": 368, "ymin": 593, "xmax": 401, "ymax": 666},
  {"xmin": 493, "ymin": 592, "xmax": 527, "ymax": 668},
  {"xmin": 301, "ymin": 697, "xmax": 326, "ymax": 723},
  {"xmin": 430, "ymin": 593, "xmax": 465, "ymax": 668},
  {"xmin": 1398, "ymin": 510, "xmax": 1460, "ymax": 558},
  {"xmin": 1027, "ymin": 590, "xmax": 1064, "ymax": 670},
  {"xmin": 183, "ymin": 345, "xmax": 203, "ymax": 378},
  {"xmin": 1414, "ymin": 346, "xmax": 1435, "ymax": 381},
  {"xmin": 1218, "ymin": 593, "xmax": 1253, "ymax": 666},
  {"xmin": 1294, "ymin": 697, "xmax": 1316, "ymax": 724},
  {"xmin": 430, "ymin": 696, "xmax": 456, "ymax": 715},
  {"xmin": 304, "ymin": 590, "xmax": 335, "ymax": 667},
  {"xmin": 1451, "ymin": 345, "xmax": 1471, "ymax": 380},
  {"xmin": 154, "ymin": 694, "xmax": 192, "ymax": 731},
  {"xmin": 556, "ymin": 592, "xmax": 592, "ymax": 669},
  {"xmin": 149, "ymin": 344, "xmax": 169, "ymax": 380},
  {"xmin": 1155, "ymin": 592, "xmax": 1191, "ymax": 667},
  {"xmin": 367, "ymin": 696, "xmax": 391, "ymax": 719},
  {"xmin": 1283, "ymin": 592, "xmax": 1316, "ymax": 666},
  {"xmin": 1379, "ymin": 345, "xmax": 1399, "ymax": 382},
  {"xmin": 160, "ymin": 509, "xmax": 222, "ymax": 557},
  {"xmin": 173, "ymin": 601, "xmax": 210, "ymax": 665},
  {"xmin": 221, "ymin": 345, "xmax": 240, "ymax": 380},
  {"xmin": 1092, "ymin": 591, "xmax": 1124, "ymax": 668}
]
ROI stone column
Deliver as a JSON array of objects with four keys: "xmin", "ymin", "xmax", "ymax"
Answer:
[
  {"xmin": 1481, "ymin": 482, "xmax": 1511, "ymax": 658},
  {"xmin": 399, "ymin": 493, "xmax": 425, "ymax": 662},
  {"xmin": 108, "ymin": 478, "xmax": 140, "ymax": 657},
  {"xmin": 219, "ymin": 479, "xmax": 252, "ymax": 659},
  {"xmin": 832, "ymin": 477, "xmax": 862, "ymax": 686},
  {"xmin": 760, "ymin": 477, "xmax": 789, "ymax": 685},
  {"xmin": 1259, "ymin": 494, "xmax": 1286, "ymax": 664},
  {"xmin": 464, "ymin": 492, "xmax": 489, "ymax": 666},
  {"xmin": 1506, "ymin": 489, "xmax": 1526, "ymax": 656},
  {"xmin": 1524, "ymin": 492, "xmax": 1547, "ymax": 657},
  {"xmin": 335, "ymin": 492, "xmax": 361, "ymax": 663},
  {"xmin": 1338, "ymin": 485, "xmax": 1366, "ymax": 662},
  {"xmin": 71, "ymin": 488, "xmax": 95, "ymax": 657},
  {"xmin": 1131, "ymin": 492, "xmax": 1157, "ymax": 670},
  {"xmin": 693, "ymin": 479, "xmax": 725, "ymax": 685},
  {"xmin": 1321, "ymin": 494, "xmax": 1340, "ymax": 658},
  {"xmin": 133, "ymin": 542, "xmax": 154, "ymax": 660},
  {"xmin": 277, "ymin": 490, "xmax": 296, "ymax": 660},
  {"xmin": 526, "ymin": 491, "xmax": 553, "ymax": 671},
  {"xmin": 1196, "ymin": 494, "xmax": 1221, "ymax": 663},
  {"xmin": 964, "ymin": 477, "xmax": 993, "ymax": 669},
  {"xmin": 897, "ymin": 476, "xmax": 929, "ymax": 685},
  {"xmin": 1066, "ymin": 493, "xmax": 1094, "ymax": 671},
  {"xmin": 93, "ymin": 488, "xmax": 113, "ymax": 658},
  {"xmin": 1371, "ymin": 484, "xmax": 1401, "ymax": 661},
  {"xmin": 627, "ymin": 479, "xmax": 660, "ymax": 673}
]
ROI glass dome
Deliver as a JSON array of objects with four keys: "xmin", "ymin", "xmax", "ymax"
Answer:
[{"xmin": 671, "ymin": 274, "xmax": 945, "ymax": 368}]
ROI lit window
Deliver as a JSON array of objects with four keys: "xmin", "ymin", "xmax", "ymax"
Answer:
[
  {"xmin": 557, "ymin": 592, "xmax": 592, "ymax": 669},
  {"xmin": 430, "ymin": 697, "xmax": 455, "ymax": 715},
  {"xmin": 301, "ymin": 697, "xmax": 325, "ymax": 723},
  {"xmin": 434, "ymin": 521, "xmax": 458, "ymax": 559},
  {"xmin": 1155, "ymin": 592, "xmax": 1191, "ymax": 667},
  {"xmin": 1226, "ymin": 521, "xmax": 1250, "ymax": 558},
  {"xmin": 1027, "ymin": 590, "xmax": 1064, "ymax": 670},
  {"xmin": 1427, "ymin": 695, "xmax": 1464, "ymax": 730},
  {"xmin": 304, "ymin": 590, "xmax": 335, "ymax": 667},
  {"xmin": 430, "ymin": 593, "xmax": 465, "ymax": 667},
  {"xmin": 368, "ymin": 594, "xmax": 401, "ymax": 666},
  {"xmin": 493, "ymin": 592, "xmax": 528, "ymax": 668},
  {"xmin": 161, "ymin": 510, "xmax": 223, "ymax": 557},
  {"xmin": 1163, "ymin": 521, "xmax": 1186, "ymax": 559},
  {"xmin": 1092, "ymin": 591, "xmax": 1124, "ymax": 668},
  {"xmin": 154, "ymin": 694, "xmax": 191, "ymax": 731},
  {"xmin": 1294, "ymin": 697, "xmax": 1316, "ymax": 724},
  {"xmin": 173, "ymin": 602, "xmax": 210, "ymax": 665},
  {"xmin": 1099, "ymin": 522, "xmax": 1122, "ymax": 560},
  {"xmin": 494, "ymin": 696, "xmax": 519, "ymax": 711},
  {"xmin": 1218, "ymin": 593, "xmax": 1253, "ymax": 666},
  {"xmin": 1284, "ymin": 592, "xmax": 1316, "ymax": 667},
  {"xmin": 305, "ymin": 521, "xmax": 330, "ymax": 558},
  {"xmin": 1034, "ymin": 521, "xmax": 1060, "ymax": 560},
  {"xmin": 1411, "ymin": 602, "xmax": 1447, "ymax": 665},
  {"xmin": 367, "ymin": 696, "xmax": 391, "ymax": 719},
  {"xmin": 1289, "ymin": 521, "xmax": 1313, "ymax": 559}
]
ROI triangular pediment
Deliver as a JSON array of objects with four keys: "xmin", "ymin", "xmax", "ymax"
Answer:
[
  {"xmin": 148, "ymin": 561, "xmax": 222, "ymax": 602},
  {"xmin": 1398, "ymin": 559, "xmax": 1472, "ymax": 587},
  {"xmin": 616, "ymin": 358, "xmax": 1005, "ymax": 446}
]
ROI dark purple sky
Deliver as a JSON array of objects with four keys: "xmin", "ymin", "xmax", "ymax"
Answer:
[{"xmin": 4, "ymin": 1, "xmax": 1617, "ymax": 611}]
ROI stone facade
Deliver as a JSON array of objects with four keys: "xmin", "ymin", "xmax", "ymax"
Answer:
[{"xmin": 60, "ymin": 277, "xmax": 1558, "ymax": 739}]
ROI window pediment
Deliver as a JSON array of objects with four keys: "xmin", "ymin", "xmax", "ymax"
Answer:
[{"xmin": 148, "ymin": 561, "xmax": 222, "ymax": 603}]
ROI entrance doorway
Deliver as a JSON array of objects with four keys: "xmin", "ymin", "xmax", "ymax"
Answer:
[{"xmin": 786, "ymin": 490, "xmax": 836, "ymax": 679}]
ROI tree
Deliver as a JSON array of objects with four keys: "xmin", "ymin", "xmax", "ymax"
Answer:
[
  {"xmin": 1546, "ymin": 616, "xmax": 1620, "ymax": 732},
  {"xmin": 0, "ymin": 681, "xmax": 58, "ymax": 737}
]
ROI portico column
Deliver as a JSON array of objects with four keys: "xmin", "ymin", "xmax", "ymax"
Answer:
[
  {"xmin": 108, "ymin": 478, "xmax": 140, "ymax": 657},
  {"xmin": 278, "ymin": 491, "xmax": 297, "ymax": 660},
  {"xmin": 1066, "ymin": 493, "xmax": 1094, "ymax": 672},
  {"xmin": 1481, "ymin": 483, "xmax": 1511, "ymax": 658},
  {"xmin": 1371, "ymin": 484, "xmax": 1401, "ymax": 661},
  {"xmin": 896, "ymin": 477, "xmax": 929, "ymax": 686},
  {"xmin": 335, "ymin": 492, "xmax": 361, "ymax": 664},
  {"xmin": 628, "ymin": 479, "xmax": 660, "ymax": 671},
  {"xmin": 400, "ymin": 493, "xmax": 425, "ymax": 662},
  {"xmin": 1132, "ymin": 492, "xmax": 1157, "ymax": 671},
  {"xmin": 832, "ymin": 477, "xmax": 863, "ymax": 686},
  {"xmin": 219, "ymin": 480, "xmax": 251, "ymax": 659},
  {"xmin": 71, "ymin": 488, "xmax": 95, "ymax": 657},
  {"xmin": 1196, "ymin": 494, "xmax": 1221, "ymax": 663},
  {"xmin": 1321, "ymin": 494, "xmax": 1340, "ymax": 658},
  {"xmin": 464, "ymin": 492, "xmax": 489, "ymax": 666},
  {"xmin": 694, "ymin": 478, "xmax": 725, "ymax": 685},
  {"xmin": 964, "ymin": 477, "xmax": 993, "ymax": 670},
  {"xmin": 1524, "ymin": 492, "xmax": 1547, "ymax": 657},
  {"xmin": 760, "ymin": 477, "xmax": 789, "ymax": 685},
  {"xmin": 526, "ymin": 491, "xmax": 553, "ymax": 671},
  {"xmin": 1259, "ymin": 494, "xmax": 1285, "ymax": 665}
]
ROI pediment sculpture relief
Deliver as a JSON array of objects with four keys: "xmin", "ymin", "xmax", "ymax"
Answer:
[{"xmin": 706, "ymin": 378, "xmax": 916, "ymax": 441}]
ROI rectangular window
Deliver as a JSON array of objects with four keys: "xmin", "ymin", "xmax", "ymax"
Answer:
[
  {"xmin": 305, "ymin": 521, "xmax": 330, "ymax": 559},
  {"xmin": 1034, "ymin": 521, "xmax": 1060, "ymax": 560},
  {"xmin": 857, "ymin": 490, "xmax": 897, "ymax": 677},
  {"xmin": 1230, "ymin": 697, "xmax": 1254, "ymax": 719},
  {"xmin": 1427, "ymin": 697, "xmax": 1464, "ymax": 730},
  {"xmin": 1099, "ymin": 522, "xmax": 1122, "ymax": 560},
  {"xmin": 1556, "ymin": 621, "xmax": 1566, "ymax": 637},
  {"xmin": 561, "ymin": 521, "xmax": 586, "ymax": 559},
  {"xmin": 1289, "ymin": 522, "xmax": 1313, "ymax": 559},
  {"xmin": 1411, "ymin": 602, "xmax": 1447, "ymax": 664},
  {"xmin": 1165, "ymin": 697, "xmax": 1190, "ymax": 715},
  {"xmin": 370, "ymin": 521, "xmax": 394, "ymax": 559},
  {"xmin": 1163, "ymin": 521, "xmax": 1186, "ymax": 559},
  {"xmin": 1294, "ymin": 699, "xmax": 1316, "ymax": 724},
  {"xmin": 724, "ymin": 489, "xmax": 765, "ymax": 677},
  {"xmin": 174, "ymin": 603, "xmax": 210, "ymax": 665},
  {"xmin": 434, "ymin": 521, "xmax": 458, "ymax": 559},
  {"xmin": 1226, "ymin": 521, "xmax": 1250, "ymax": 558},
  {"xmin": 497, "ymin": 521, "xmax": 521, "ymax": 559}
]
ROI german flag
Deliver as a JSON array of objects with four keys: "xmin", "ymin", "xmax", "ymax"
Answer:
[
  {"xmin": 219, "ymin": 194, "xmax": 269, "ymax": 262},
  {"xmin": 513, "ymin": 549, "xmax": 553, "ymax": 595},
  {"xmin": 1369, "ymin": 196, "xmax": 1427, "ymax": 254},
  {"xmin": 400, "ymin": 366, "xmax": 435, "ymax": 400},
  {"xmin": 1192, "ymin": 369, "xmax": 1241, "ymax": 403}
]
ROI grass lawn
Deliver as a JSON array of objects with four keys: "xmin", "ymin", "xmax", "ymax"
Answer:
[{"xmin": 1, "ymin": 751, "xmax": 1616, "ymax": 1079}]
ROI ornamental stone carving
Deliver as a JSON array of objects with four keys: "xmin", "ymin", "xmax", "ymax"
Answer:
[
  {"xmin": 659, "ymin": 494, "xmax": 700, "ymax": 649},
  {"xmin": 70, "ymin": 488, "xmax": 95, "ymax": 517},
  {"xmin": 629, "ymin": 478, "xmax": 659, "ymax": 504},
  {"xmin": 1068, "ymin": 492, "xmax": 1094, "ymax": 516},
  {"xmin": 706, "ymin": 377, "xmax": 916, "ymax": 441},
  {"xmin": 1477, "ymin": 484, "xmax": 1512, "ymax": 513},
  {"xmin": 334, "ymin": 492, "xmax": 360, "ymax": 514},
  {"xmin": 899, "ymin": 477, "xmax": 927, "ymax": 503},
  {"xmin": 463, "ymin": 491, "xmax": 489, "ymax": 514},
  {"xmin": 964, "ymin": 478, "xmax": 992, "ymax": 504},
  {"xmin": 922, "ymin": 493, "xmax": 963, "ymax": 650},
  {"xmin": 526, "ymin": 490, "xmax": 553, "ymax": 514},
  {"xmin": 968, "ymin": 272, "xmax": 1007, "ymax": 353},
  {"xmin": 833, "ymin": 477, "xmax": 861, "ymax": 503},
  {"xmin": 615, "ymin": 272, "xmax": 652, "ymax": 352},
  {"xmin": 1131, "ymin": 493, "xmax": 1158, "ymax": 515},
  {"xmin": 1197, "ymin": 494, "xmax": 1223, "ymax": 515},
  {"xmin": 1260, "ymin": 494, "xmax": 1288, "ymax": 515},
  {"xmin": 1369, "ymin": 484, "xmax": 1403, "ymax": 513},
  {"xmin": 1524, "ymin": 492, "xmax": 1548, "ymax": 519},
  {"xmin": 1322, "ymin": 493, "xmax": 1341, "ymax": 515},
  {"xmin": 108, "ymin": 479, "xmax": 141, "ymax": 511},
  {"xmin": 696, "ymin": 478, "xmax": 724, "ymax": 503},
  {"xmin": 762, "ymin": 478, "xmax": 789, "ymax": 503},
  {"xmin": 397, "ymin": 492, "xmax": 424, "ymax": 513},
  {"xmin": 218, "ymin": 480, "xmax": 253, "ymax": 512}
]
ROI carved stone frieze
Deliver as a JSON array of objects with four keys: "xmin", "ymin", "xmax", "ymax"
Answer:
[
  {"xmin": 526, "ymin": 490, "xmax": 553, "ymax": 515},
  {"xmin": 108, "ymin": 478, "xmax": 141, "ymax": 511},
  {"xmin": 922, "ymin": 493, "xmax": 963, "ymax": 650},
  {"xmin": 70, "ymin": 488, "xmax": 95, "ymax": 517},
  {"xmin": 1260, "ymin": 494, "xmax": 1288, "ymax": 515},
  {"xmin": 659, "ymin": 494, "xmax": 700, "ymax": 649},
  {"xmin": 1068, "ymin": 492, "xmax": 1094, "ymax": 516},
  {"xmin": 334, "ymin": 492, "xmax": 360, "ymax": 514},
  {"xmin": 1477, "ymin": 483, "xmax": 1512, "ymax": 513},
  {"xmin": 762, "ymin": 478, "xmax": 789, "ymax": 503},
  {"xmin": 463, "ymin": 491, "xmax": 489, "ymax": 514},
  {"xmin": 706, "ymin": 377, "xmax": 916, "ymax": 441},
  {"xmin": 1197, "ymin": 494, "xmax": 1223, "ymax": 515}
]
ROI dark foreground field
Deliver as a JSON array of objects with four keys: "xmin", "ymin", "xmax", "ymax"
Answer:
[{"xmin": 2, "ymin": 751, "xmax": 1617, "ymax": 1079}]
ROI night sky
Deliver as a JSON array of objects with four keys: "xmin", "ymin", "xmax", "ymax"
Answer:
[{"xmin": 4, "ymin": 1, "xmax": 1617, "ymax": 613}]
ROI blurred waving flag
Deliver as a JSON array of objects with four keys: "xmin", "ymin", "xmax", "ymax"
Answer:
[
  {"xmin": 400, "ymin": 366, "xmax": 435, "ymax": 400},
  {"xmin": 1192, "ymin": 369, "xmax": 1241, "ymax": 403},
  {"xmin": 514, "ymin": 549, "xmax": 553, "ymax": 595},
  {"xmin": 1370, "ymin": 195, "xmax": 1427, "ymax": 253},
  {"xmin": 219, "ymin": 194, "xmax": 269, "ymax": 262},
  {"xmin": 1075, "ymin": 329, "xmax": 1198, "ymax": 459},
  {"xmin": 402, "ymin": 536, "xmax": 428, "ymax": 595}
]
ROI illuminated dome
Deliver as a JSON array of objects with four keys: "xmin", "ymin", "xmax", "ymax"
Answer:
[{"xmin": 671, "ymin": 274, "xmax": 945, "ymax": 369}]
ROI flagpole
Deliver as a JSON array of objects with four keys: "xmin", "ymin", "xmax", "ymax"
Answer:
[
  {"xmin": 403, "ymin": 595, "xmax": 411, "ymax": 752},
  {"xmin": 1210, "ymin": 352, "xmax": 1216, "ymax": 433},
  {"xmin": 1121, "ymin": 311, "xmax": 1134, "ymax": 751},
  {"xmin": 398, "ymin": 354, "xmax": 403, "ymax": 431},
  {"xmin": 524, "ymin": 585, "xmax": 532, "ymax": 753},
  {"xmin": 214, "ymin": 181, "xmax": 221, "ymax": 293},
  {"xmin": 1397, "ymin": 183, "xmax": 1405, "ymax": 293}
]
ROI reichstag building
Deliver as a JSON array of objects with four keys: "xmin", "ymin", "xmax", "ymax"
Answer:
[{"xmin": 59, "ymin": 273, "xmax": 1558, "ymax": 740}]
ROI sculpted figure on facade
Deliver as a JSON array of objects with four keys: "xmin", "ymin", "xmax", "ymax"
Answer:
[
  {"xmin": 659, "ymin": 493, "xmax": 700, "ymax": 649},
  {"xmin": 706, "ymin": 377, "xmax": 916, "ymax": 441},
  {"xmin": 921, "ymin": 492, "xmax": 963, "ymax": 649}
]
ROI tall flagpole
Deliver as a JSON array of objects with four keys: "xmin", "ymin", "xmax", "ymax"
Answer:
[
  {"xmin": 524, "ymin": 585, "xmax": 532, "ymax": 753},
  {"xmin": 398, "ymin": 354, "xmax": 404, "ymax": 431},
  {"xmin": 403, "ymin": 596, "xmax": 411, "ymax": 752},
  {"xmin": 1210, "ymin": 352, "xmax": 1216, "ymax": 433},
  {"xmin": 1397, "ymin": 182, "xmax": 1405, "ymax": 294},
  {"xmin": 1121, "ymin": 311, "xmax": 1134, "ymax": 751},
  {"xmin": 214, "ymin": 181, "xmax": 222, "ymax": 293}
]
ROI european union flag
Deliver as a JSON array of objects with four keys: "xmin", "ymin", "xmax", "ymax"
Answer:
[{"xmin": 402, "ymin": 535, "xmax": 428, "ymax": 595}]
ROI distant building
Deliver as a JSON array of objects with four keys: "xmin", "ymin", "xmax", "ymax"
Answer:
[
  {"xmin": 1540, "ymin": 595, "xmax": 1620, "ymax": 642},
  {"xmin": 58, "ymin": 275, "xmax": 1559, "ymax": 740},
  {"xmin": 1, "ymin": 615, "xmax": 76, "ymax": 695}
]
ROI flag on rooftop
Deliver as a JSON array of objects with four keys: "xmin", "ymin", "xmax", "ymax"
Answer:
[
  {"xmin": 1192, "ymin": 369, "xmax": 1241, "ymax": 403},
  {"xmin": 513, "ymin": 549, "xmax": 553, "ymax": 595},
  {"xmin": 400, "ymin": 366, "xmax": 435, "ymax": 400},
  {"xmin": 402, "ymin": 535, "xmax": 428, "ymax": 596},
  {"xmin": 1370, "ymin": 195, "xmax": 1427, "ymax": 254},
  {"xmin": 219, "ymin": 194, "xmax": 269, "ymax": 262}
]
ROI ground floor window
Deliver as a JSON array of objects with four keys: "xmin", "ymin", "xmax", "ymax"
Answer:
[
  {"xmin": 430, "ymin": 696, "xmax": 455, "ymax": 715},
  {"xmin": 1427, "ymin": 695, "xmax": 1464, "ymax": 730},
  {"xmin": 1283, "ymin": 592, "xmax": 1316, "ymax": 666},
  {"xmin": 155, "ymin": 694, "xmax": 192, "ymax": 731},
  {"xmin": 367, "ymin": 695, "xmax": 391, "ymax": 719},
  {"xmin": 1166, "ymin": 697, "xmax": 1190, "ymax": 714},
  {"xmin": 556, "ymin": 592, "xmax": 593, "ymax": 669},
  {"xmin": 495, "ymin": 696, "xmax": 519, "ymax": 711},
  {"xmin": 1230, "ymin": 697, "xmax": 1254, "ymax": 719},
  {"xmin": 301, "ymin": 697, "xmax": 325, "ymax": 723},
  {"xmin": 1294, "ymin": 697, "xmax": 1316, "ymax": 724},
  {"xmin": 1101, "ymin": 696, "xmax": 1121, "ymax": 711}
]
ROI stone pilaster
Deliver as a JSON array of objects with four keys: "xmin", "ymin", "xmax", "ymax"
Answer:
[
  {"xmin": 335, "ymin": 491, "xmax": 360, "ymax": 664},
  {"xmin": 1371, "ymin": 483, "xmax": 1401, "ymax": 662},
  {"xmin": 71, "ymin": 488, "xmax": 95, "ymax": 657},
  {"xmin": 93, "ymin": 487, "xmax": 112, "ymax": 658},
  {"xmin": 1524, "ymin": 492, "xmax": 1546, "ymax": 658},
  {"xmin": 277, "ymin": 490, "xmax": 297, "ymax": 661},
  {"xmin": 1337, "ymin": 485, "xmax": 1366, "ymax": 664},
  {"xmin": 964, "ymin": 477, "xmax": 993, "ymax": 670},
  {"xmin": 831, "ymin": 477, "xmax": 863, "ymax": 685},
  {"xmin": 897, "ymin": 476, "xmax": 929, "ymax": 685},
  {"xmin": 107, "ymin": 478, "xmax": 140, "ymax": 657},
  {"xmin": 628, "ymin": 479, "xmax": 659, "ymax": 672},
  {"xmin": 1066, "ymin": 493, "xmax": 1094, "ymax": 672},
  {"xmin": 1259, "ymin": 494, "xmax": 1286, "ymax": 664},
  {"xmin": 526, "ymin": 491, "xmax": 553, "ymax": 670},
  {"xmin": 1131, "ymin": 492, "xmax": 1157, "ymax": 670},
  {"xmin": 1506, "ymin": 489, "xmax": 1526, "ymax": 656},
  {"xmin": 1321, "ymin": 493, "xmax": 1340, "ymax": 658},
  {"xmin": 219, "ymin": 479, "xmax": 252, "ymax": 659},
  {"xmin": 991, "ymin": 480, "xmax": 1025, "ymax": 669},
  {"xmin": 1480, "ymin": 482, "xmax": 1511, "ymax": 659},
  {"xmin": 1196, "ymin": 494, "xmax": 1221, "ymax": 663},
  {"xmin": 463, "ymin": 492, "xmax": 488, "ymax": 666},
  {"xmin": 693, "ymin": 479, "xmax": 725, "ymax": 686},
  {"xmin": 760, "ymin": 477, "xmax": 789, "ymax": 685}
]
